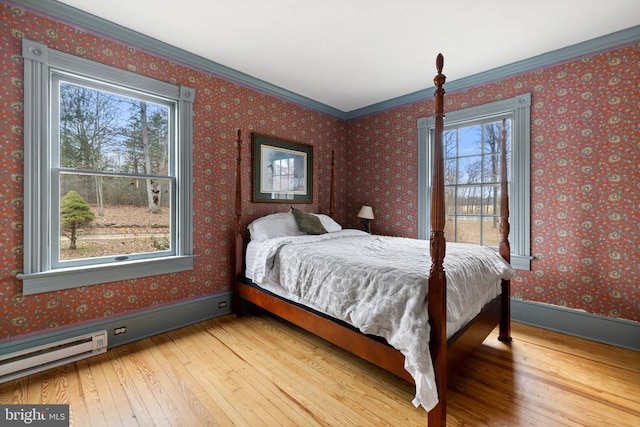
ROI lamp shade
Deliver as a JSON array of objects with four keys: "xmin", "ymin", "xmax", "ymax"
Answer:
[{"xmin": 357, "ymin": 205, "xmax": 374, "ymax": 220}]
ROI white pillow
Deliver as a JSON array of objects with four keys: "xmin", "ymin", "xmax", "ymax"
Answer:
[
  {"xmin": 312, "ymin": 214, "xmax": 342, "ymax": 232},
  {"xmin": 248, "ymin": 212, "xmax": 303, "ymax": 241}
]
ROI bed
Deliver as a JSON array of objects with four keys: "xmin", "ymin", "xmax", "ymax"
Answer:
[{"xmin": 232, "ymin": 54, "xmax": 514, "ymax": 426}]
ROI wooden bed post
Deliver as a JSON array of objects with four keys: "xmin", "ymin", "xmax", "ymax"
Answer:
[
  {"xmin": 330, "ymin": 150, "xmax": 336, "ymax": 218},
  {"xmin": 428, "ymin": 53, "xmax": 447, "ymax": 427},
  {"xmin": 498, "ymin": 118, "xmax": 513, "ymax": 343},
  {"xmin": 233, "ymin": 129, "xmax": 244, "ymax": 315}
]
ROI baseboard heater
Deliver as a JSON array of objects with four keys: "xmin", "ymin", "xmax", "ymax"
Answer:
[{"xmin": 0, "ymin": 330, "xmax": 108, "ymax": 384}]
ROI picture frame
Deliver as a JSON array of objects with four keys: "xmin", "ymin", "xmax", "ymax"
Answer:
[{"xmin": 251, "ymin": 133, "xmax": 313, "ymax": 203}]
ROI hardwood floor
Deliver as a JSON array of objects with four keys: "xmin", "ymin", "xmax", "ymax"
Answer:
[{"xmin": 1, "ymin": 313, "xmax": 639, "ymax": 426}]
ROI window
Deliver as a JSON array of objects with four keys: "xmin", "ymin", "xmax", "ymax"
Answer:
[
  {"xmin": 418, "ymin": 94, "xmax": 532, "ymax": 270},
  {"xmin": 19, "ymin": 39, "xmax": 195, "ymax": 294},
  {"xmin": 442, "ymin": 118, "xmax": 510, "ymax": 247},
  {"xmin": 271, "ymin": 158, "xmax": 296, "ymax": 191}
]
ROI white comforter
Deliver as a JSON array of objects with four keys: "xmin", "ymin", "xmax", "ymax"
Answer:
[{"xmin": 250, "ymin": 229, "xmax": 514, "ymax": 411}]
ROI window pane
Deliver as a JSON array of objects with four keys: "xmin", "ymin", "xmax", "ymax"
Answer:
[
  {"xmin": 482, "ymin": 185, "xmax": 500, "ymax": 215},
  {"xmin": 457, "ymin": 125, "xmax": 482, "ymax": 156},
  {"xmin": 482, "ymin": 153, "xmax": 500, "ymax": 183},
  {"xmin": 445, "ymin": 159, "xmax": 457, "ymax": 185},
  {"xmin": 457, "ymin": 185, "xmax": 484, "ymax": 214},
  {"xmin": 445, "ymin": 215, "xmax": 455, "ymax": 241},
  {"xmin": 59, "ymin": 82, "xmax": 170, "ymax": 176},
  {"xmin": 444, "ymin": 130, "xmax": 457, "ymax": 159},
  {"xmin": 445, "ymin": 187, "xmax": 456, "ymax": 215},
  {"xmin": 59, "ymin": 173, "xmax": 171, "ymax": 261},
  {"xmin": 482, "ymin": 216, "xmax": 501, "ymax": 247},
  {"xmin": 458, "ymin": 156, "xmax": 482, "ymax": 184},
  {"xmin": 482, "ymin": 121, "xmax": 502, "ymax": 154},
  {"xmin": 456, "ymin": 217, "xmax": 481, "ymax": 245},
  {"xmin": 503, "ymin": 119, "xmax": 512, "ymax": 152}
]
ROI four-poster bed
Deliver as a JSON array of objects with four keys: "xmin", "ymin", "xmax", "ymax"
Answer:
[{"xmin": 232, "ymin": 54, "xmax": 513, "ymax": 426}]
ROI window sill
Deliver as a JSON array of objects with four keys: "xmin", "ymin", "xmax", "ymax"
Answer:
[
  {"xmin": 18, "ymin": 255, "xmax": 195, "ymax": 295},
  {"xmin": 511, "ymin": 254, "xmax": 532, "ymax": 271}
]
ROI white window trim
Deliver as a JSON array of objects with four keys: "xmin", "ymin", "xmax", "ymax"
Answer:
[
  {"xmin": 19, "ymin": 38, "xmax": 195, "ymax": 295},
  {"xmin": 418, "ymin": 93, "xmax": 532, "ymax": 270}
]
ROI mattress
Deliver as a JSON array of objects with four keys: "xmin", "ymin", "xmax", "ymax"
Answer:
[{"xmin": 246, "ymin": 232, "xmax": 505, "ymax": 338}]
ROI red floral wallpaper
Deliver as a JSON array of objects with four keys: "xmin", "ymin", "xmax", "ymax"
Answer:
[
  {"xmin": 345, "ymin": 44, "xmax": 640, "ymax": 322},
  {"xmin": 0, "ymin": 4, "xmax": 346, "ymax": 341},
  {"xmin": 0, "ymin": 4, "xmax": 637, "ymax": 345}
]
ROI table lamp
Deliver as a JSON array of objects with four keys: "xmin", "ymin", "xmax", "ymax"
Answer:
[{"xmin": 357, "ymin": 205, "xmax": 374, "ymax": 234}]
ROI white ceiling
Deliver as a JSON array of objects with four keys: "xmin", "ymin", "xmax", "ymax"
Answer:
[{"xmin": 56, "ymin": 0, "xmax": 640, "ymax": 112}]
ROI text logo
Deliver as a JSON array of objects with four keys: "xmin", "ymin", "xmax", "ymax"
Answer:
[{"xmin": 1, "ymin": 405, "xmax": 69, "ymax": 426}]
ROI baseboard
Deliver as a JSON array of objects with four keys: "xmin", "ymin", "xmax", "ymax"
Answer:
[
  {"xmin": 0, "ymin": 292, "xmax": 233, "ymax": 357},
  {"xmin": 511, "ymin": 298, "xmax": 639, "ymax": 351},
  {"xmin": 2, "ymin": 294, "xmax": 635, "ymax": 367}
]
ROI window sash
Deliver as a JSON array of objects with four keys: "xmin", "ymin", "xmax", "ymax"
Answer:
[
  {"xmin": 445, "ymin": 117, "xmax": 510, "ymax": 248},
  {"xmin": 19, "ymin": 38, "xmax": 195, "ymax": 295},
  {"xmin": 418, "ymin": 94, "xmax": 532, "ymax": 270},
  {"xmin": 50, "ymin": 72, "xmax": 178, "ymax": 268},
  {"xmin": 52, "ymin": 170, "xmax": 176, "ymax": 268}
]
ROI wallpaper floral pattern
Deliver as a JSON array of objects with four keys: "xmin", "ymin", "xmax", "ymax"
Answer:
[
  {"xmin": 345, "ymin": 45, "xmax": 640, "ymax": 322},
  {"xmin": 0, "ymin": 4, "xmax": 637, "ymax": 344},
  {"xmin": 0, "ymin": 4, "xmax": 345, "ymax": 341}
]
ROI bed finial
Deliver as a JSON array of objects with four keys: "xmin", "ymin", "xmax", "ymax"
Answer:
[
  {"xmin": 436, "ymin": 53, "xmax": 444, "ymax": 75},
  {"xmin": 433, "ymin": 53, "xmax": 446, "ymax": 95}
]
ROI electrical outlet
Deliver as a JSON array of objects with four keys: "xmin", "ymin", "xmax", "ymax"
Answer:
[
  {"xmin": 114, "ymin": 326, "xmax": 127, "ymax": 335},
  {"xmin": 93, "ymin": 331, "xmax": 108, "ymax": 350}
]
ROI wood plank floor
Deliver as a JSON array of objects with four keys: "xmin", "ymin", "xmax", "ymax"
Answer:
[{"xmin": 1, "ymin": 313, "xmax": 639, "ymax": 426}]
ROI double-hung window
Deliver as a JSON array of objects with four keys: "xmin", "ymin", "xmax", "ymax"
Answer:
[
  {"xmin": 19, "ymin": 39, "xmax": 195, "ymax": 294},
  {"xmin": 418, "ymin": 94, "xmax": 532, "ymax": 270}
]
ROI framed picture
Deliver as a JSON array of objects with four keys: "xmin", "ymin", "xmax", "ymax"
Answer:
[{"xmin": 251, "ymin": 133, "xmax": 313, "ymax": 203}]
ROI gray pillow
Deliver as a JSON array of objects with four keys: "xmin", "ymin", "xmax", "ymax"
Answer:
[{"xmin": 291, "ymin": 207, "xmax": 327, "ymax": 235}]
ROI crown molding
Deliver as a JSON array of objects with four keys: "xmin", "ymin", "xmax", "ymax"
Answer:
[
  {"xmin": 9, "ymin": 0, "xmax": 347, "ymax": 119},
  {"xmin": 346, "ymin": 24, "xmax": 640, "ymax": 119},
  {"xmin": 9, "ymin": 1, "xmax": 640, "ymax": 120}
]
